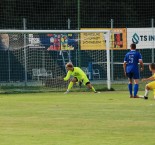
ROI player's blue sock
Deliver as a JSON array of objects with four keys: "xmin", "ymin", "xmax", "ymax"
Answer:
[
  {"xmin": 128, "ymin": 84, "xmax": 132, "ymax": 96},
  {"xmin": 134, "ymin": 84, "xmax": 139, "ymax": 96}
]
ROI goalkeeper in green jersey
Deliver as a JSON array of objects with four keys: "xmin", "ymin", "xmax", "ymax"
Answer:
[{"xmin": 63, "ymin": 62, "xmax": 97, "ymax": 94}]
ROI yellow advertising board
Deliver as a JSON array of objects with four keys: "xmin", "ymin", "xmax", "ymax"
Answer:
[
  {"xmin": 80, "ymin": 28, "xmax": 106, "ymax": 50},
  {"xmin": 110, "ymin": 28, "xmax": 127, "ymax": 50},
  {"xmin": 80, "ymin": 28, "xmax": 127, "ymax": 50}
]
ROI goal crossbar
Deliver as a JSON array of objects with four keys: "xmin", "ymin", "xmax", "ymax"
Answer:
[{"xmin": 0, "ymin": 29, "xmax": 110, "ymax": 33}]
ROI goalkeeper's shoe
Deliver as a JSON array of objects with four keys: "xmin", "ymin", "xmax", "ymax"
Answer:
[
  {"xmin": 94, "ymin": 91, "xmax": 101, "ymax": 93},
  {"xmin": 64, "ymin": 90, "xmax": 69, "ymax": 94}
]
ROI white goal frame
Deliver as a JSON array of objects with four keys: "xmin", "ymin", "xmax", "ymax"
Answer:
[{"xmin": 0, "ymin": 29, "xmax": 111, "ymax": 90}]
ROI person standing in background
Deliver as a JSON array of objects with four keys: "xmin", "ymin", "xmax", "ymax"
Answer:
[{"xmin": 123, "ymin": 43, "xmax": 144, "ymax": 98}]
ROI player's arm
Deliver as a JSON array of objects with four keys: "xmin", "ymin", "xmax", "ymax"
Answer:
[
  {"xmin": 123, "ymin": 54, "xmax": 128, "ymax": 76},
  {"xmin": 138, "ymin": 53, "xmax": 144, "ymax": 71},
  {"xmin": 123, "ymin": 61, "xmax": 127, "ymax": 76},
  {"xmin": 139, "ymin": 59, "xmax": 144, "ymax": 71},
  {"xmin": 64, "ymin": 71, "xmax": 71, "ymax": 81},
  {"xmin": 142, "ymin": 76, "xmax": 155, "ymax": 82}
]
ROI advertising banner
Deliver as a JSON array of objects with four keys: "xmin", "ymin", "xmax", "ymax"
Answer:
[
  {"xmin": 80, "ymin": 28, "xmax": 106, "ymax": 50},
  {"xmin": 31, "ymin": 33, "xmax": 77, "ymax": 51},
  {"xmin": 39, "ymin": 34, "xmax": 61, "ymax": 50},
  {"xmin": 80, "ymin": 28, "xmax": 127, "ymax": 50},
  {"xmin": 127, "ymin": 28, "xmax": 155, "ymax": 49},
  {"xmin": 0, "ymin": 34, "xmax": 24, "ymax": 50},
  {"xmin": 110, "ymin": 28, "xmax": 127, "ymax": 50},
  {"xmin": 60, "ymin": 33, "xmax": 77, "ymax": 50}
]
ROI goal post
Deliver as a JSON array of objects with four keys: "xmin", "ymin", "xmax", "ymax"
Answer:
[
  {"xmin": 0, "ymin": 29, "xmax": 111, "ymax": 90},
  {"xmin": 105, "ymin": 31, "xmax": 111, "ymax": 90}
]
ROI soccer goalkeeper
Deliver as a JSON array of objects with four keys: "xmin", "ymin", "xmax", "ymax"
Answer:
[{"xmin": 63, "ymin": 62, "xmax": 97, "ymax": 94}]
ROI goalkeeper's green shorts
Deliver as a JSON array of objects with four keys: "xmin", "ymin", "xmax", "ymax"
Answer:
[{"xmin": 75, "ymin": 76, "xmax": 90, "ymax": 85}]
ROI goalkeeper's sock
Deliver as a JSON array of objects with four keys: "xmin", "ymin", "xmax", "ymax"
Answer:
[
  {"xmin": 68, "ymin": 82, "xmax": 74, "ymax": 90},
  {"xmin": 91, "ymin": 86, "xmax": 96, "ymax": 92}
]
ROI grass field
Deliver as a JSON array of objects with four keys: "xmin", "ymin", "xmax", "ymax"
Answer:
[{"xmin": 0, "ymin": 91, "xmax": 155, "ymax": 145}]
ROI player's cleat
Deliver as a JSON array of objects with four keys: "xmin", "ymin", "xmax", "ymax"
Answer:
[
  {"xmin": 94, "ymin": 91, "xmax": 101, "ymax": 93},
  {"xmin": 64, "ymin": 91, "xmax": 69, "ymax": 94},
  {"xmin": 144, "ymin": 96, "xmax": 148, "ymax": 99},
  {"xmin": 133, "ymin": 95, "xmax": 140, "ymax": 98},
  {"xmin": 138, "ymin": 95, "xmax": 148, "ymax": 99},
  {"xmin": 130, "ymin": 95, "xmax": 134, "ymax": 98}
]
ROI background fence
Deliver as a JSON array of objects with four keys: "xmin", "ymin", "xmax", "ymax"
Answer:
[
  {"xmin": 0, "ymin": 0, "xmax": 155, "ymax": 29},
  {"xmin": 0, "ymin": 0, "xmax": 155, "ymax": 92}
]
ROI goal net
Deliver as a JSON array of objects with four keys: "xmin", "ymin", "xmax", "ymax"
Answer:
[{"xmin": 0, "ymin": 29, "xmax": 111, "ymax": 91}]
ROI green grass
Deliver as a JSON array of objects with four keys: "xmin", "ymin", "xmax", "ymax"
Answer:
[
  {"xmin": 0, "ymin": 82, "xmax": 147, "ymax": 94},
  {"xmin": 0, "ymin": 91, "xmax": 155, "ymax": 145}
]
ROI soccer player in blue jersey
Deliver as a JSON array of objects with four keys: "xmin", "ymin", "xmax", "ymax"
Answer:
[{"xmin": 123, "ymin": 43, "xmax": 144, "ymax": 98}]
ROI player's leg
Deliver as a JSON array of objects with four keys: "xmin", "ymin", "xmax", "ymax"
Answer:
[
  {"xmin": 143, "ymin": 85, "xmax": 150, "ymax": 99},
  {"xmin": 153, "ymin": 89, "xmax": 155, "ymax": 99},
  {"xmin": 86, "ymin": 82, "xmax": 97, "ymax": 93},
  {"xmin": 82, "ymin": 76, "xmax": 97, "ymax": 93},
  {"xmin": 78, "ymin": 81, "xmax": 82, "ymax": 88},
  {"xmin": 143, "ymin": 81, "xmax": 155, "ymax": 99},
  {"xmin": 133, "ymin": 79, "xmax": 139, "ymax": 98},
  {"xmin": 128, "ymin": 78, "xmax": 133, "ymax": 97},
  {"xmin": 126, "ymin": 72, "xmax": 133, "ymax": 98},
  {"xmin": 64, "ymin": 77, "xmax": 78, "ymax": 94},
  {"xmin": 133, "ymin": 71, "xmax": 140, "ymax": 98}
]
